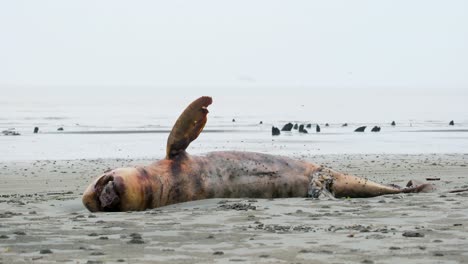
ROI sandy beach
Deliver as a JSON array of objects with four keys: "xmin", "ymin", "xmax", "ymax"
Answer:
[
  {"xmin": 2, "ymin": 0, "xmax": 468, "ymax": 263},
  {"xmin": 1, "ymin": 153, "xmax": 467, "ymax": 264}
]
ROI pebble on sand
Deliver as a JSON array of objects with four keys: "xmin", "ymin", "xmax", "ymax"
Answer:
[
  {"xmin": 40, "ymin": 249, "xmax": 53, "ymax": 254},
  {"xmin": 87, "ymin": 261, "xmax": 103, "ymax": 264},
  {"xmin": 128, "ymin": 238, "xmax": 145, "ymax": 244},
  {"xmin": 402, "ymin": 231, "xmax": 424, "ymax": 237}
]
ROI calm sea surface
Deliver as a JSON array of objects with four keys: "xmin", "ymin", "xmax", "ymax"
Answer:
[{"xmin": 1, "ymin": 91, "xmax": 467, "ymax": 161}]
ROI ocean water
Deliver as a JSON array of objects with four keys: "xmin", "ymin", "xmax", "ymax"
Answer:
[{"xmin": 1, "ymin": 89, "xmax": 467, "ymax": 161}]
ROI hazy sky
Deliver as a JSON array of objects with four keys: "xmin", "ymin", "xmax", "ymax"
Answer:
[{"xmin": 1, "ymin": 1, "xmax": 467, "ymax": 94}]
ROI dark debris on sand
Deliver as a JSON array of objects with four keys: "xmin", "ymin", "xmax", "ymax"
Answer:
[
  {"xmin": 127, "ymin": 233, "xmax": 145, "ymax": 244},
  {"xmin": 402, "ymin": 231, "xmax": 425, "ymax": 237},
  {"xmin": 39, "ymin": 249, "xmax": 53, "ymax": 254},
  {"xmin": 218, "ymin": 203, "xmax": 257, "ymax": 211}
]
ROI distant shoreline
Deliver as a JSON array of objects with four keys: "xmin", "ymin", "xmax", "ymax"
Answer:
[
  {"xmin": 39, "ymin": 128, "xmax": 468, "ymax": 135},
  {"xmin": 43, "ymin": 129, "xmax": 255, "ymax": 134}
]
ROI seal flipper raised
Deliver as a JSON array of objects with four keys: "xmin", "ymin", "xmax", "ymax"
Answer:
[{"xmin": 166, "ymin": 96, "xmax": 212, "ymax": 159}]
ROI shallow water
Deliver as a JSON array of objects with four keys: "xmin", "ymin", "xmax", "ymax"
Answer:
[{"xmin": 1, "ymin": 93, "xmax": 467, "ymax": 160}]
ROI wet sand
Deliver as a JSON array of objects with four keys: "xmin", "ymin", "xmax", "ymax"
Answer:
[{"xmin": 1, "ymin": 153, "xmax": 467, "ymax": 264}]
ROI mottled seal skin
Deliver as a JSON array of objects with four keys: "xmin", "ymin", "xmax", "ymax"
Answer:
[
  {"xmin": 83, "ymin": 151, "xmax": 319, "ymax": 212},
  {"xmin": 82, "ymin": 96, "xmax": 433, "ymax": 212}
]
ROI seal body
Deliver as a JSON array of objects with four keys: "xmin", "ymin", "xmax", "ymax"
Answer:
[
  {"xmin": 82, "ymin": 96, "xmax": 434, "ymax": 212},
  {"xmin": 82, "ymin": 151, "xmax": 432, "ymax": 212},
  {"xmin": 83, "ymin": 151, "xmax": 319, "ymax": 212}
]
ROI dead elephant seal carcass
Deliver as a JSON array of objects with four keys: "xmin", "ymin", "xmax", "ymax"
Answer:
[{"xmin": 82, "ymin": 96, "xmax": 434, "ymax": 212}]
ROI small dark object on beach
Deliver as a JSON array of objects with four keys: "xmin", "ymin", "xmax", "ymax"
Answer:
[
  {"xmin": 316, "ymin": 124, "xmax": 321, "ymax": 133},
  {"xmin": 128, "ymin": 238, "xmax": 145, "ymax": 244},
  {"xmin": 426, "ymin": 177, "xmax": 440, "ymax": 181},
  {"xmin": 391, "ymin": 121, "xmax": 396, "ymax": 126},
  {"xmin": 325, "ymin": 123, "xmax": 329, "ymax": 127},
  {"xmin": 40, "ymin": 249, "xmax": 53, "ymax": 254},
  {"xmin": 218, "ymin": 203, "xmax": 256, "ymax": 211},
  {"xmin": 448, "ymin": 188, "xmax": 468, "ymax": 193},
  {"xmin": 281, "ymin": 123, "xmax": 293, "ymax": 131},
  {"xmin": 402, "ymin": 231, "xmax": 424, "ymax": 238},
  {"xmin": 34, "ymin": 127, "xmax": 39, "ymax": 133},
  {"xmin": 259, "ymin": 121, "xmax": 263, "ymax": 124},
  {"xmin": 130, "ymin": 233, "xmax": 142, "ymax": 239},
  {"xmin": 293, "ymin": 124, "xmax": 298, "ymax": 130},
  {"xmin": 272, "ymin": 127, "xmax": 280, "ymax": 136},
  {"xmin": 57, "ymin": 127, "xmax": 64, "ymax": 131},
  {"xmin": 342, "ymin": 123, "xmax": 348, "ymax": 127},
  {"xmin": 232, "ymin": 119, "xmax": 236, "ymax": 122},
  {"xmin": 354, "ymin": 126, "xmax": 366, "ymax": 132},
  {"xmin": 213, "ymin": 251, "xmax": 224, "ymax": 255},
  {"xmin": 449, "ymin": 120, "xmax": 454, "ymax": 126},
  {"xmin": 306, "ymin": 124, "xmax": 312, "ymax": 128},
  {"xmin": 371, "ymin": 126, "xmax": 381, "ymax": 132},
  {"xmin": 298, "ymin": 125, "xmax": 308, "ymax": 134},
  {"xmin": 87, "ymin": 261, "xmax": 103, "ymax": 264},
  {"xmin": 2, "ymin": 129, "xmax": 20, "ymax": 136}
]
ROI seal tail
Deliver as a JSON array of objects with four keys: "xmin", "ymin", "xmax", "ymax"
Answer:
[
  {"xmin": 402, "ymin": 180, "xmax": 436, "ymax": 193},
  {"xmin": 309, "ymin": 168, "xmax": 435, "ymax": 199}
]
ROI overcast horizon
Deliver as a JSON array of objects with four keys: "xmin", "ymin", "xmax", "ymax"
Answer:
[{"xmin": 1, "ymin": 0, "xmax": 467, "ymax": 96}]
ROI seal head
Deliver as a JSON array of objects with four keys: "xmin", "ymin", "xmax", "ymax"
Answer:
[{"xmin": 83, "ymin": 167, "xmax": 161, "ymax": 212}]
